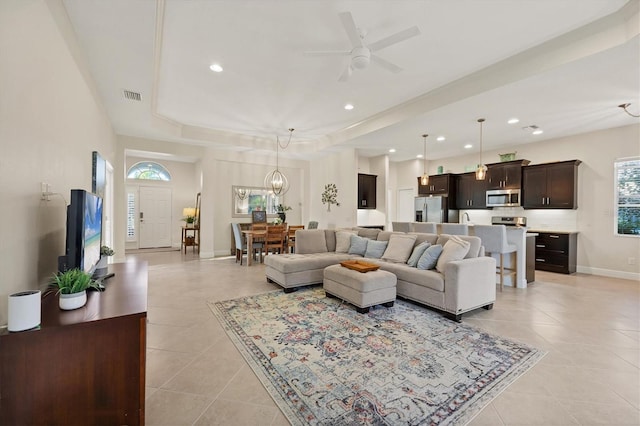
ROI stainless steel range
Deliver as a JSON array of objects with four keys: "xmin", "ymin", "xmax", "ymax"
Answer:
[{"xmin": 491, "ymin": 216, "xmax": 527, "ymax": 228}]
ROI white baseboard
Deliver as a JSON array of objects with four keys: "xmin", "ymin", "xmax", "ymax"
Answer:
[
  {"xmin": 577, "ymin": 265, "xmax": 640, "ymax": 282},
  {"xmin": 199, "ymin": 251, "xmax": 216, "ymax": 258}
]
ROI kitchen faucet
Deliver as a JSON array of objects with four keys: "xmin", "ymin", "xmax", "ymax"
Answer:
[{"xmin": 462, "ymin": 212, "xmax": 471, "ymax": 223}]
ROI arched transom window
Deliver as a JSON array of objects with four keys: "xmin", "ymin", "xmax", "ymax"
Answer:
[{"xmin": 127, "ymin": 161, "xmax": 171, "ymax": 181}]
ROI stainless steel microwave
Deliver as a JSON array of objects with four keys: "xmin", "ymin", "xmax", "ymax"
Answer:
[{"xmin": 486, "ymin": 189, "xmax": 521, "ymax": 207}]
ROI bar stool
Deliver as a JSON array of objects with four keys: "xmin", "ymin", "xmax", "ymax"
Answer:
[
  {"xmin": 392, "ymin": 222, "xmax": 411, "ymax": 232},
  {"xmin": 411, "ymin": 222, "xmax": 437, "ymax": 233},
  {"xmin": 439, "ymin": 223, "xmax": 469, "ymax": 235},
  {"xmin": 473, "ymin": 225, "xmax": 517, "ymax": 292}
]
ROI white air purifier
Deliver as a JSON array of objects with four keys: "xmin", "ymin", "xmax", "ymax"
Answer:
[{"xmin": 8, "ymin": 290, "xmax": 41, "ymax": 332}]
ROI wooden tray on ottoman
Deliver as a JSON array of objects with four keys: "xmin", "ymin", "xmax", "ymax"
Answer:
[{"xmin": 340, "ymin": 260, "xmax": 380, "ymax": 273}]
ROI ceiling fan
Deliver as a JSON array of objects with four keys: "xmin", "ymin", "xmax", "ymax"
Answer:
[{"xmin": 304, "ymin": 12, "xmax": 420, "ymax": 82}]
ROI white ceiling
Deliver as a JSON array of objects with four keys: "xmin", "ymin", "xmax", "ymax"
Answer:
[{"xmin": 62, "ymin": 0, "xmax": 639, "ymax": 162}]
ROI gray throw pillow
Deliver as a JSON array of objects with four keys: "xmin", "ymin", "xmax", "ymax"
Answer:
[
  {"xmin": 381, "ymin": 233, "xmax": 418, "ymax": 263},
  {"xmin": 364, "ymin": 240, "xmax": 388, "ymax": 259},
  {"xmin": 436, "ymin": 235, "xmax": 471, "ymax": 273},
  {"xmin": 348, "ymin": 234, "xmax": 368, "ymax": 256},
  {"xmin": 406, "ymin": 241, "xmax": 431, "ymax": 267},
  {"xmin": 417, "ymin": 244, "xmax": 443, "ymax": 270},
  {"xmin": 335, "ymin": 230, "xmax": 357, "ymax": 253}
]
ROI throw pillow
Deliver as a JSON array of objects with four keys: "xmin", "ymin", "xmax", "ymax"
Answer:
[
  {"xmin": 295, "ymin": 229, "xmax": 328, "ymax": 254},
  {"xmin": 335, "ymin": 230, "xmax": 357, "ymax": 253},
  {"xmin": 436, "ymin": 235, "xmax": 471, "ymax": 273},
  {"xmin": 416, "ymin": 244, "xmax": 443, "ymax": 270},
  {"xmin": 381, "ymin": 233, "xmax": 417, "ymax": 263},
  {"xmin": 348, "ymin": 234, "xmax": 368, "ymax": 256},
  {"xmin": 406, "ymin": 241, "xmax": 432, "ymax": 267},
  {"xmin": 364, "ymin": 240, "xmax": 388, "ymax": 259}
]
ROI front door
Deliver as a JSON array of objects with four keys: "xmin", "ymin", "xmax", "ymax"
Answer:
[{"xmin": 139, "ymin": 186, "xmax": 172, "ymax": 248}]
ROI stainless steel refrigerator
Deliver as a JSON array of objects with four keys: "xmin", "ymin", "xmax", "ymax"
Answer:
[{"xmin": 414, "ymin": 196, "xmax": 458, "ymax": 223}]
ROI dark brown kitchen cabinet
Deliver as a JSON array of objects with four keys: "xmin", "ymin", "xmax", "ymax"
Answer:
[
  {"xmin": 485, "ymin": 159, "xmax": 530, "ymax": 190},
  {"xmin": 455, "ymin": 172, "xmax": 487, "ymax": 209},
  {"xmin": 358, "ymin": 173, "xmax": 377, "ymax": 209},
  {"xmin": 534, "ymin": 231, "xmax": 577, "ymax": 274},
  {"xmin": 417, "ymin": 173, "xmax": 456, "ymax": 196},
  {"xmin": 522, "ymin": 160, "xmax": 581, "ymax": 209}
]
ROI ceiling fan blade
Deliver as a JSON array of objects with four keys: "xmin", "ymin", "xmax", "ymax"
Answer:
[
  {"xmin": 339, "ymin": 12, "xmax": 363, "ymax": 48},
  {"xmin": 368, "ymin": 26, "xmax": 420, "ymax": 52},
  {"xmin": 371, "ymin": 55, "xmax": 403, "ymax": 73},
  {"xmin": 338, "ymin": 64, "xmax": 353, "ymax": 82},
  {"xmin": 303, "ymin": 51, "xmax": 351, "ymax": 57}
]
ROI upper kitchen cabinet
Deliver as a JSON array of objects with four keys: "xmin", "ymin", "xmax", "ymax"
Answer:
[
  {"xmin": 485, "ymin": 159, "xmax": 531, "ymax": 190},
  {"xmin": 456, "ymin": 172, "xmax": 487, "ymax": 209},
  {"xmin": 522, "ymin": 160, "xmax": 581, "ymax": 209},
  {"xmin": 417, "ymin": 174, "xmax": 456, "ymax": 196},
  {"xmin": 358, "ymin": 173, "xmax": 377, "ymax": 209}
]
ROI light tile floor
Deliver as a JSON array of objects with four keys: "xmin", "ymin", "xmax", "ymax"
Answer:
[{"xmin": 136, "ymin": 250, "xmax": 640, "ymax": 425}]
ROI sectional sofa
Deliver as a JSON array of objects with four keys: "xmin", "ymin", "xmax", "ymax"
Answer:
[{"xmin": 264, "ymin": 228, "xmax": 497, "ymax": 321}]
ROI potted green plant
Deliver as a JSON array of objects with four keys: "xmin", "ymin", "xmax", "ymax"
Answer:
[
  {"xmin": 182, "ymin": 207, "xmax": 197, "ymax": 227},
  {"xmin": 95, "ymin": 245, "xmax": 114, "ymax": 276},
  {"xmin": 50, "ymin": 268, "xmax": 101, "ymax": 310},
  {"xmin": 276, "ymin": 204, "xmax": 292, "ymax": 223}
]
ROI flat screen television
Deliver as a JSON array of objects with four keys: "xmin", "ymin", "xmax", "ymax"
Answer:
[{"xmin": 62, "ymin": 189, "xmax": 103, "ymax": 276}]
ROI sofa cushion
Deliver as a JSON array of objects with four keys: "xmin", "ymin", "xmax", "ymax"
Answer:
[
  {"xmin": 324, "ymin": 229, "xmax": 337, "ymax": 252},
  {"xmin": 376, "ymin": 231, "xmax": 404, "ymax": 242},
  {"xmin": 348, "ymin": 234, "xmax": 368, "ymax": 256},
  {"xmin": 409, "ymin": 233, "xmax": 439, "ymax": 247},
  {"xmin": 417, "ymin": 244, "xmax": 443, "ymax": 270},
  {"xmin": 406, "ymin": 241, "xmax": 431, "ymax": 267},
  {"xmin": 381, "ymin": 233, "xmax": 417, "ymax": 263},
  {"xmin": 335, "ymin": 230, "xmax": 358, "ymax": 253},
  {"xmin": 264, "ymin": 252, "xmax": 355, "ymax": 274},
  {"xmin": 436, "ymin": 236, "xmax": 471, "ymax": 273},
  {"xmin": 364, "ymin": 240, "xmax": 388, "ymax": 259},
  {"xmin": 295, "ymin": 230, "xmax": 328, "ymax": 254},
  {"xmin": 377, "ymin": 262, "xmax": 445, "ymax": 292},
  {"xmin": 436, "ymin": 234, "xmax": 481, "ymax": 258}
]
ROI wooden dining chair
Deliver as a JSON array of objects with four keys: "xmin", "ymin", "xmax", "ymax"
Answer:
[
  {"xmin": 287, "ymin": 225, "xmax": 305, "ymax": 253},
  {"xmin": 264, "ymin": 225, "xmax": 286, "ymax": 255}
]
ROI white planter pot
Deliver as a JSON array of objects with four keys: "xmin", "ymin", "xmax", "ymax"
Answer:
[{"xmin": 59, "ymin": 290, "xmax": 87, "ymax": 310}]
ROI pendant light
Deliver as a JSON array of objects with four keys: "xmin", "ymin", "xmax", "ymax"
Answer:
[
  {"xmin": 420, "ymin": 134, "xmax": 429, "ymax": 186},
  {"xmin": 475, "ymin": 118, "xmax": 487, "ymax": 180},
  {"xmin": 264, "ymin": 128, "xmax": 294, "ymax": 195}
]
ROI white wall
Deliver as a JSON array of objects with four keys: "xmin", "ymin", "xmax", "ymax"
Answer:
[
  {"xmin": 389, "ymin": 124, "xmax": 640, "ymax": 279},
  {"xmin": 310, "ymin": 150, "xmax": 358, "ymax": 229},
  {"xmin": 0, "ymin": 1, "xmax": 117, "ymax": 325}
]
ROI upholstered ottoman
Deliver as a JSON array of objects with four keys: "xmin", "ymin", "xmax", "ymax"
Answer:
[{"xmin": 323, "ymin": 264, "xmax": 397, "ymax": 313}]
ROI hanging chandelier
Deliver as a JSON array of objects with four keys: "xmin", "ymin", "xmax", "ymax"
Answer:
[
  {"xmin": 264, "ymin": 128, "xmax": 294, "ymax": 195},
  {"xmin": 420, "ymin": 134, "xmax": 429, "ymax": 186},
  {"xmin": 618, "ymin": 103, "xmax": 640, "ymax": 118},
  {"xmin": 475, "ymin": 118, "xmax": 487, "ymax": 180}
]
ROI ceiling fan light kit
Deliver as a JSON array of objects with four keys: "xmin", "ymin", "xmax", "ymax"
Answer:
[{"xmin": 305, "ymin": 11, "xmax": 420, "ymax": 81}]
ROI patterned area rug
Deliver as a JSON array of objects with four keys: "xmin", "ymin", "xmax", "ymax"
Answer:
[{"xmin": 209, "ymin": 288, "xmax": 545, "ymax": 425}]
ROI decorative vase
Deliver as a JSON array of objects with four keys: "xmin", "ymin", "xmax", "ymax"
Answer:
[
  {"xmin": 59, "ymin": 290, "xmax": 87, "ymax": 310},
  {"xmin": 278, "ymin": 212, "xmax": 286, "ymax": 223}
]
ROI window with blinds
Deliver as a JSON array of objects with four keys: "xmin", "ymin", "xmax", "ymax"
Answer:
[
  {"xmin": 127, "ymin": 192, "xmax": 136, "ymax": 241},
  {"xmin": 615, "ymin": 158, "xmax": 640, "ymax": 236}
]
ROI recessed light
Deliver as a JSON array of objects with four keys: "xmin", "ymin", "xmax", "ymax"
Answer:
[
  {"xmin": 436, "ymin": 136, "xmax": 446, "ymax": 142},
  {"xmin": 209, "ymin": 63, "xmax": 223, "ymax": 72},
  {"xmin": 464, "ymin": 144, "xmax": 473, "ymax": 149},
  {"xmin": 532, "ymin": 129, "xmax": 544, "ymax": 135},
  {"xmin": 388, "ymin": 148, "xmax": 396, "ymax": 153},
  {"xmin": 507, "ymin": 118, "xmax": 520, "ymax": 124},
  {"xmin": 344, "ymin": 104, "xmax": 354, "ymax": 110},
  {"xmin": 416, "ymin": 154, "xmax": 423, "ymax": 158}
]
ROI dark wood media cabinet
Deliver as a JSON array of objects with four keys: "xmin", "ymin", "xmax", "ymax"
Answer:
[{"xmin": 0, "ymin": 261, "xmax": 148, "ymax": 425}]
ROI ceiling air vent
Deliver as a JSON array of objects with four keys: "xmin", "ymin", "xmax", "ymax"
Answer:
[{"xmin": 123, "ymin": 90, "xmax": 142, "ymax": 101}]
